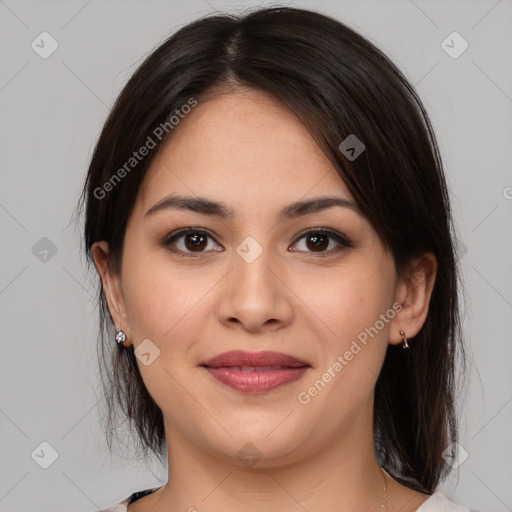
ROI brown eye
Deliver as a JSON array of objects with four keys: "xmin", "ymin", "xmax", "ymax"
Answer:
[
  {"xmin": 305, "ymin": 233, "xmax": 330, "ymax": 252},
  {"xmin": 183, "ymin": 232, "xmax": 208, "ymax": 252},
  {"xmin": 162, "ymin": 228, "xmax": 221, "ymax": 255},
  {"xmin": 290, "ymin": 228, "xmax": 353, "ymax": 255}
]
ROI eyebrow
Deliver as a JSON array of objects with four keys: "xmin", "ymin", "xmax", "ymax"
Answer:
[{"xmin": 144, "ymin": 194, "xmax": 360, "ymax": 221}]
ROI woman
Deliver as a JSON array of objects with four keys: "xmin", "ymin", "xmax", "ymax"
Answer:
[{"xmin": 79, "ymin": 6, "xmax": 480, "ymax": 511}]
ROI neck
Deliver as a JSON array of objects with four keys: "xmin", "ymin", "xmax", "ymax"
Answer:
[{"xmin": 157, "ymin": 406, "xmax": 387, "ymax": 512}]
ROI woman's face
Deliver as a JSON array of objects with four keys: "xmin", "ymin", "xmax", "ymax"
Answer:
[{"xmin": 99, "ymin": 88, "xmax": 407, "ymax": 466}]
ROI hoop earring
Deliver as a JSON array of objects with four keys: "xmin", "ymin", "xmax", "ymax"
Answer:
[
  {"xmin": 400, "ymin": 330, "xmax": 409, "ymax": 349},
  {"xmin": 115, "ymin": 328, "xmax": 128, "ymax": 348}
]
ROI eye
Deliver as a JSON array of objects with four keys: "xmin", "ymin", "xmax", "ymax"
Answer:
[
  {"xmin": 161, "ymin": 228, "xmax": 222, "ymax": 256},
  {"xmin": 161, "ymin": 227, "xmax": 352, "ymax": 257},
  {"xmin": 290, "ymin": 228, "xmax": 353, "ymax": 255}
]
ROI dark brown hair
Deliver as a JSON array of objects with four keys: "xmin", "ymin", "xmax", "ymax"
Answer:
[{"xmin": 78, "ymin": 6, "xmax": 466, "ymax": 493}]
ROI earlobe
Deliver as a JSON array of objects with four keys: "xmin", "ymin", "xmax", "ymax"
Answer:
[
  {"xmin": 91, "ymin": 241, "xmax": 129, "ymax": 339},
  {"xmin": 389, "ymin": 252, "xmax": 437, "ymax": 346}
]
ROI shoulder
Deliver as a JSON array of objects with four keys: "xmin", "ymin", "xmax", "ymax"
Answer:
[
  {"xmin": 418, "ymin": 492, "xmax": 483, "ymax": 512},
  {"xmin": 96, "ymin": 496, "xmax": 129, "ymax": 512}
]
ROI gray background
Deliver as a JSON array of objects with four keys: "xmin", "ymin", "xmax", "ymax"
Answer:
[{"xmin": 1, "ymin": 0, "xmax": 511, "ymax": 510}]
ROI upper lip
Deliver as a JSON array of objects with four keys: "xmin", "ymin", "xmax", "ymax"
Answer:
[{"xmin": 200, "ymin": 350, "xmax": 310, "ymax": 368}]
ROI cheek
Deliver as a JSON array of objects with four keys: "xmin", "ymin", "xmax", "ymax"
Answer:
[
  {"xmin": 297, "ymin": 260, "xmax": 395, "ymax": 347},
  {"xmin": 120, "ymin": 250, "xmax": 214, "ymax": 412},
  {"xmin": 296, "ymin": 264, "xmax": 394, "ymax": 421},
  {"xmin": 121, "ymin": 247, "xmax": 215, "ymax": 349}
]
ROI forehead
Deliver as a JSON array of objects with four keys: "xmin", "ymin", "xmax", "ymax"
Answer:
[{"xmin": 136, "ymin": 89, "xmax": 353, "ymax": 216}]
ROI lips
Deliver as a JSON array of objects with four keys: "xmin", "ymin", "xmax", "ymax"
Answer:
[
  {"xmin": 200, "ymin": 350, "xmax": 311, "ymax": 393},
  {"xmin": 200, "ymin": 350, "xmax": 310, "ymax": 369}
]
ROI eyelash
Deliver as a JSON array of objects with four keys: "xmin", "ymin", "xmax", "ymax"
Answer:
[{"xmin": 160, "ymin": 227, "xmax": 353, "ymax": 258}]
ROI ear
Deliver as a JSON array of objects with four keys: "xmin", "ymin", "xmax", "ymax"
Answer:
[
  {"xmin": 388, "ymin": 252, "xmax": 437, "ymax": 345},
  {"xmin": 91, "ymin": 241, "xmax": 131, "ymax": 346}
]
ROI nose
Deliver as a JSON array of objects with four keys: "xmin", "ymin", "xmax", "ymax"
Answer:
[{"xmin": 216, "ymin": 243, "xmax": 294, "ymax": 333}]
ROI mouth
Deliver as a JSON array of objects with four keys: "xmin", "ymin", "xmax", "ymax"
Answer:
[{"xmin": 199, "ymin": 350, "xmax": 311, "ymax": 393}]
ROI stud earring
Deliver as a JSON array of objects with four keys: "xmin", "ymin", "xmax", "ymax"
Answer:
[
  {"xmin": 400, "ymin": 330, "xmax": 409, "ymax": 349},
  {"xmin": 115, "ymin": 328, "xmax": 128, "ymax": 348}
]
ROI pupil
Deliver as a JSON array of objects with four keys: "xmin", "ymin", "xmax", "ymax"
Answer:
[
  {"xmin": 186, "ymin": 233, "xmax": 207, "ymax": 251},
  {"xmin": 308, "ymin": 234, "xmax": 328, "ymax": 251}
]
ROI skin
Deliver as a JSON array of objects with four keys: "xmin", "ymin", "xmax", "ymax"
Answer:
[{"xmin": 92, "ymin": 88, "xmax": 437, "ymax": 511}]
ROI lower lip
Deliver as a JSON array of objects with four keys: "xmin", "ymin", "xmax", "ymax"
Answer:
[{"xmin": 203, "ymin": 366, "xmax": 309, "ymax": 392}]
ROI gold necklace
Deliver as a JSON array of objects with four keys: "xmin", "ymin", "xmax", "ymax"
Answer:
[{"xmin": 380, "ymin": 467, "xmax": 389, "ymax": 510}]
